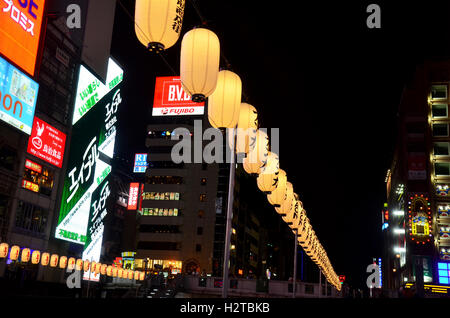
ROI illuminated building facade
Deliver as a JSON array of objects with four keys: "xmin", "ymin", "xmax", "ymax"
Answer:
[
  {"xmin": 384, "ymin": 60, "xmax": 450, "ymax": 296},
  {"xmin": 136, "ymin": 119, "xmax": 219, "ymax": 275}
]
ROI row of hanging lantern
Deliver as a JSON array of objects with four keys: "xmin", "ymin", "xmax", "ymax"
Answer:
[
  {"xmin": 0, "ymin": 243, "xmax": 146, "ymax": 281},
  {"xmin": 134, "ymin": 0, "xmax": 340, "ymax": 290}
]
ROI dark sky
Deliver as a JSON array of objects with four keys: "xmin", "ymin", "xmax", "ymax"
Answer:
[{"xmin": 110, "ymin": 1, "xmax": 450, "ymax": 289}]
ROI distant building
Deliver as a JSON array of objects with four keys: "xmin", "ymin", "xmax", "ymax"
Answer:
[{"xmin": 384, "ymin": 59, "xmax": 450, "ymax": 296}]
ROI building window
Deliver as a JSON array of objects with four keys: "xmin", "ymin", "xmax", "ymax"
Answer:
[
  {"xmin": 438, "ymin": 262, "xmax": 450, "ymax": 284},
  {"xmin": 431, "ymin": 85, "xmax": 448, "ymax": 100},
  {"xmin": 200, "ymin": 194, "xmax": 207, "ymax": 202},
  {"xmin": 433, "ymin": 123, "xmax": 449, "ymax": 137},
  {"xmin": 145, "ymin": 176, "xmax": 183, "ymax": 184},
  {"xmin": 22, "ymin": 160, "xmax": 54, "ymax": 196},
  {"xmin": 15, "ymin": 201, "xmax": 48, "ymax": 234},
  {"xmin": 197, "ymin": 227, "xmax": 203, "ymax": 235},
  {"xmin": 198, "ymin": 210, "xmax": 204, "ymax": 218},
  {"xmin": 196, "ymin": 244, "xmax": 202, "ymax": 252},
  {"xmin": 434, "ymin": 142, "xmax": 450, "ymax": 156},
  {"xmin": 136, "ymin": 241, "xmax": 181, "ymax": 250},
  {"xmin": 432, "ymin": 104, "xmax": 448, "ymax": 118},
  {"xmin": 435, "ymin": 163, "xmax": 450, "ymax": 176},
  {"xmin": 0, "ymin": 145, "xmax": 17, "ymax": 171},
  {"xmin": 201, "ymin": 178, "xmax": 207, "ymax": 186}
]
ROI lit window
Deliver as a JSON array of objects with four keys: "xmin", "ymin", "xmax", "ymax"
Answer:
[
  {"xmin": 431, "ymin": 85, "xmax": 448, "ymax": 100},
  {"xmin": 22, "ymin": 160, "xmax": 54, "ymax": 196},
  {"xmin": 438, "ymin": 262, "xmax": 450, "ymax": 284},
  {"xmin": 433, "ymin": 123, "xmax": 449, "ymax": 137},
  {"xmin": 201, "ymin": 178, "xmax": 207, "ymax": 186},
  {"xmin": 432, "ymin": 104, "xmax": 448, "ymax": 118},
  {"xmin": 200, "ymin": 194, "xmax": 207, "ymax": 202}
]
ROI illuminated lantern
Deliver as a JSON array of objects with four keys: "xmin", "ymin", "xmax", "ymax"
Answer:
[
  {"xmin": 276, "ymin": 182, "xmax": 294, "ymax": 216},
  {"xmin": 75, "ymin": 259, "xmax": 83, "ymax": 271},
  {"xmin": 41, "ymin": 253, "xmax": 50, "ymax": 266},
  {"xmin": 243, "ymin": 130, "xmax": 269, "ymax": 174},
  {"xmin": 106, "ymin": 265, "xmax": 113, "ymax": 276},
  {"xmin": 267, "ymin": 169, "xmax": 287, "ymax": 207},
  {"xmin": 112, "ymin": 267, "xmax": 118, "ymax": 277},
  {"xmin": 31, "ymin": 250, "xmax": 41, "ymax": 264},
  {"xmin": 0, "ymin": 243, "xmax": 8, "ymax": 258},
  {"xmin": 59, "ymin": 256, "xmax": 68, "ymax": 269},
  {"xmin": 208, "ymin": 70, "xmax": 242, "ymax": 129},
  {"xmin": 139, "ymin": 271, "xmax": 145, "ymax": 281},
  {"xmin": 100, "ymin": 264, "xmax": 107, "ymax": 275},
  {"xmin": 229, "ymin": 103, "xmax": 258, "ymax": 154},
  {"xmin": 21, "ymin": 248, "xmax": 31, "ymax": 263},
  {"xmin": 180, "ymin": 27, "xmax": 220, "ymax": 102},
  {"xmin": 95, "ymin": 263, "xmax": 101, "ymax": 275},
  {"xmin": 83, "ymin": 260, "xmax": 90, "ymax": 272},
  {"xmin": 287, "ymin": 200, "xmax": 303, "ymax": 231},
  {"xmin": 50, "ymin": 254, "xmax": 59, "ymax": 267},
  {"xmin": 257, "ymin": 152, "xmax": 280, "ymax": 194},
  {"xmin": 68, "ymin": 257, "xmax": 76, "ymax": 270},
  {"xmin": 134, "ymin": 271, "xmax": 140, "ymax": 280},
  {"xmin": 134, "ymin": 0, "xmax": 184, "ymax": 52},
  {"xmin": 118, "ymin": 268, "xmax": 124, "ymax": 278},
  {"xmin": 128, "ymin": 271, "xmax": 134, "ymax": 280},
  {"xmin": 90, "ymin": 262, "xmax": 97, "ymax": 273},
  {"xmin": 10, "ymin": 245, "xmax": 20, "ymax": 261}
]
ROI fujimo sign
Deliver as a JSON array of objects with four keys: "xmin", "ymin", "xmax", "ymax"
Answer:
[
  {"xmin": 152, "ymin": 76, "xmax": 204, "ymax": 116},
  {"xmin": 0, "ymin": 0, "xmax": 46, "ymax": 76},
  {"xmin": 27, "ymin": 117, "xmax": 66, "ymax": 168}
]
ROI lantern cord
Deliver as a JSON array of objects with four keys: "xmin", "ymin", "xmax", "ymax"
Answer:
[
  {"xmin": 189, "ymin": 0, "xmax": 208, "ymax": 26},
  {"xmin": 117, "ymin": 0, "xmax": 177, "ymax": 76}
]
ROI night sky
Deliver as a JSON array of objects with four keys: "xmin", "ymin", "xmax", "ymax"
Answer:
[{"xmin": 110, "ymin": 1, "xmax": 450, "ymax": 289}]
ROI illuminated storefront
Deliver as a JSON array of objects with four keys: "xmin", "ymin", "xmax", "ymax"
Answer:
[
  {"xmin": 134, "ymin": 258, "xmax": 182, "ymax": 274},
  {"xmin": 22, "ymin": 159, "xmax": 53, "ymax": 196},
  {"xmin": 142, "ymin": 192, "xmax": 180, "ymax": 201},
  {"xmin": 140, "ymin": 208, "xmax": 179, "ymax": 217}
]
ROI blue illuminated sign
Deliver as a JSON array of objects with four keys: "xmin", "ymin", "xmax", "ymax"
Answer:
[
  {"xmin": 382, "ymin": 223, "xmax": 389, "ymax": 231},
  {"xmin": 438, "ymin": 262, "xmax": 450, "ymax": 285},
  {"xmin": 0, "ymin": 56, "xmax": 39, "ymax": 135},
  {"xmin": 133, "ymin": 153, "xmax": 148, "ymax": 173}
]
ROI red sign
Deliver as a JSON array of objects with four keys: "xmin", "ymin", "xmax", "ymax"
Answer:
[
  {"xmin": 25, "ymin": 159, "xmax": 41, "ymax": 173},
  {"xmin": 27, "ymin": 117, "xmax": 66, "ymax": 168},
  {"xmin": 127, "ymin": 182, "xmax": 139, "ymax": 210},
  {"xmin": 0, "ymin": 0, "xmax": 46, "ymax": 76},
  {"xmin": 152, "ymin": 76, "xmax": 205, "ymax": 116}
]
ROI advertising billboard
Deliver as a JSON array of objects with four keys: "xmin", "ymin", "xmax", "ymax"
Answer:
[
  {"xmin": 127, "ymin": 182, "xmax": 139, "ymax": 210},
  {"xmin": 152, "ymin": 76, "xmax": 204, "ymax": 116},
  {"xmin": 27, "ymin": 117, "xmax": 66, "ymax": 168},
  {"xmin": 55, "ymin": 58, "xmax": 123, "ymax": 281},
  {"xmin": 0, "ymin": 55, "xmax": 38, "ymax": 134},
  {"xmin": 0, "ymin": 0, "xmax": 46, "ymax": 76},
  {"xmin": 133, "ymin": 153, "xmax": 147, "ymax": 173}
]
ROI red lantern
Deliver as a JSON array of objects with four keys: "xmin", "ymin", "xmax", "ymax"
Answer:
[
  {"xmin": 10, "ymin": 245, "xmax": 20, "ymax": 261},
  {"xmin": 139, "ymin": 272, "xmax": 145, "ymax": 281},
  {"xmin": 31, "ymin": 250, "xmax": 40, "ymax": 264},
  {"xmin": 100, "ymin": 264, "xmax": 107, "ymax": 275},
  {"xmin": 134, "ymin": 271, "xmax": 140, "ymax": 280},
  {"xmin": 95, "ymin": 263, "xmax": 101, "ymax": 275},
  {"xmin": 75, "ymin": 259, "xmax": 83, "ymax": 271},
  {"xmin": 106, "ymin": 266, "xmax": 113, "ymax": 276},
  {"xmin": 112, "ymin": 267, "xmax": 118, "ymax": 277},
  {"xmin": 128, "ymin": 270, "xmax": 134, "ymax": 280},
  {"xmin": 0, "ymin": 243, "xmax": 9, "ymax": 258}
]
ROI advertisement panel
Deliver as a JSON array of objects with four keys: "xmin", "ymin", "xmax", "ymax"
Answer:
[
  {"xmin": 55, "ymin": 58, "xmax": 123, "ymax": 283},
  {"xmin": 408, "ymin": 153, "xmax": 426, "ymax": 180},
  {"xmin": 152, "ymin": 76, "xmax": 204, "ymax": 116},
  {"xmin": 0, "ymin": 0, "xmax": 46, "ymax": 76},
  {"xmin": 27, "ymin": 117, "xmax": 66, "ymax": 168},
  {"xmin": 127, "ymin": 182, "xmax": 139, "ymax": 210},
  {"xmin": 0, "ymin": 55, "xmax": 38, "ymax": 134},
  {"xmin": 133, "ymin": 153, "xmax": 147, "ymax": 173}
]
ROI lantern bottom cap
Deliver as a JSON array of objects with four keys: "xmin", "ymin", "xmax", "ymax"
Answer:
[
  {"xmin": 192, "ymin": 94, "xmax": 206, "ymax": 103},
  {"xmin": 147, "ymin": 42, "xmax": 165, "ymax": 52}
]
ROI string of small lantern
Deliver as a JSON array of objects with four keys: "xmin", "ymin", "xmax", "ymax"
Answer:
[
  {"xmin": 0, "ymin": 243, "xmax": 146, "ymax": 281},
  {"xmin": 128, "ymin": 0, "xmax": 342, "ymax": 290},
  {"xmin": 134, "ymin": 0, "xmax": 341, "ymax": 291}
]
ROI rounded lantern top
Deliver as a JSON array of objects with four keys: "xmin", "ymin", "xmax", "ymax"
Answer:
[
  {"xmin": 180, "ymin": 27, "xmax": 220, "ymax": 102},
  {"xmin": 135, "ymin": 0, "xmax": 185, "ymax": 52},
  {"xmin": 208, "ymin": 70, "xmax": 242, "ymax": 129}
]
